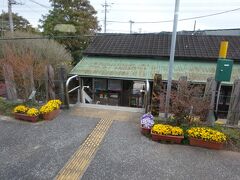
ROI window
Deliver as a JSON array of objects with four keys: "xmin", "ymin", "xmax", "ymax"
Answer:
[
  {"xmin": 94, "ymin": 79, "xmax": 107, "ymax": 90},
  {"xmin": 108, "ymin": 80, "xmax": 122, "ymax": 91}
]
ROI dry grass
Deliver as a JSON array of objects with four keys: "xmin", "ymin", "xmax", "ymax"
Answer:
[{"xmin": 0, "ymin": 31, "xmax": 73, "ymax": 99}]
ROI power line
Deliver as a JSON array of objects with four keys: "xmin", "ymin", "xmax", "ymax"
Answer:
[
  {"xmin": 0, "ymin": 34, "xmax": 96, "ymax": 40},
  {"xmin": 0, "ymin": 33, "xmax": 164, "ymax": 40},
  {"xmin": 176, "ymin": 7, "xmax": 240, "ymax": 22},
  {"xmin": 104, "ymin": 7, "xmax": 240, "ymax": 24},
  {"xmin": 28, "ymin": 0, "xmax": 50, "ymax": 9},
  {"xmin": 21, "ymin": 4, "xmax": 43, "ymax": 14}
]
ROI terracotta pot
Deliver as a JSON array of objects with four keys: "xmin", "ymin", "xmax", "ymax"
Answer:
[
  {"xmin": 141, "ymin": 126, "xmax": 151, "ymax": 135},
  {"xmin": 189, "ymin": 137, "xmax": 224, "ymax": 150},
  {"xmin": 14, "ymin": 113, "xmax": 38, "ymax": 122},
  {"xmin": 42, "ymin": 109, "xmax": 61, "ymax": 120},
  {"xmin": 151, "ymin": 132, "xmax": 184, "ymax": 144}
]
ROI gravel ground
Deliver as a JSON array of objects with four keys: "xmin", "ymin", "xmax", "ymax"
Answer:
[
  {"xmin": 0, "ymin": 111, "xmax": 99, "ymax": 180},
  {"xmin": 82, "ymin": 121, "xmax": 240, "ymax": 180}
]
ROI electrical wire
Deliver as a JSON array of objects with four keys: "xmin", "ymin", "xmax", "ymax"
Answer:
[
  {"xmin": 28, "ymin": 0, "xmax": 50, "ymax": 9},
  {"xmin": 104, "ymin": 7, "xmax": 240, "ymax": 24},
  {"xmin": 21, "ymin": 4, "xmax": 43, "ymax": 14},
  {"xmin": 0, "ymin": 33, "xmax": 166, "ymax": 40},
  {"xmin": 0, "ymin": 35, "xmax": 95, "ymax": 40}
]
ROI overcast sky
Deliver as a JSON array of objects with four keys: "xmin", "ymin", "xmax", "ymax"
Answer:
[{"xmin": 1, "ymin": 0, "xmax": 240, "ymax": 33}]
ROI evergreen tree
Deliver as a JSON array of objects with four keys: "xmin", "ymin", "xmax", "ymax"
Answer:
[
  {"xmin": 0, "ymin": 12, "xmax": 36, "ymax": 33},
  {"xmin": 40, "ymin": 0, "xmax": 100, "ymax": 65}
]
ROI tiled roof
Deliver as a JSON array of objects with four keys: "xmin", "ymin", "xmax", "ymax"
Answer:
[{"xmin": 83, "ymin": 33, "xmax": 240, "ymax": 60}]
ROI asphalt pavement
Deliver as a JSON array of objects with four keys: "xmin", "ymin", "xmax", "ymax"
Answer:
[
  {"xmin": 0, "ymin": 111, "xmax": 98, "ymax": 180},
  {"xmin": 0, "ymin": 109, "xmax": 240, "ymax": 180},
  {"xmin": 82, "ymin": 120, "xmax": 240, "ymax": 180}
]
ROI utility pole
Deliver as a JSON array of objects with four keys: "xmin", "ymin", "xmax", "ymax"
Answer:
[
  {"xmin": 129, "ymin": 20, "xmax": 134, "ymax": 34},
  {"xmin": 193, "ymin": 20, "xmax": 196, "ymax": 32},
  {"xmin": 8, "ymin": 0, "xmax": 15, "ymax": 33},
  {"xmin": 164, "ymin": 0, "xmax": 181, "ymax": 118},
  {"xmin": 8, "ymin": 0, "xmax": 23, "ymax": 33},
  {"xmin": 102, "ymin": 0, "xmax": 111, "ymax": 33}
]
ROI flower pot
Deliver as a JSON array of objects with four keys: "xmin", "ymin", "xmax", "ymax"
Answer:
[
  {"xmin": 42, "ymin": 109, "xmax": 61, "ymax": 120},
  {"xmin": 189, "ymin": 137, "xmax": 224, "ymax": 150},
  {"xmin": 14, "ymin": 113, "xmax": 38, "ymax": 122},
  {"xmin": 141, "ymin": 126, "xmax": 151, "ymax": 135},
  {"xmin": 151, "ymin": 132, "xmax": 184, "ymax": 144}
]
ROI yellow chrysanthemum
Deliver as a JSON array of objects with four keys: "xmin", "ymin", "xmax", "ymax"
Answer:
[
  {"xmin": 26, "ymin": 108, "xmax": 39, "ymax": 116},
  {"xmin": 187, "ymin": 127, "xmax": 227, "ymax": 143},
  {"xmin": 39, "ymin": 99, "xmax": 62, "ymax": 114},
  {"xmin": 13, "ymin": 105, "xmax": 29, "ymax": 114},
  {"xmin": 151, "ymin": 124, "xmax": 184, "ymax": 136}
]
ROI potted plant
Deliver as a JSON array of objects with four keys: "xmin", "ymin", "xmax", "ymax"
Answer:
[
  {"xmin": 187, "ymin": 127, "xmax": 227, "ymax": 150},
  {"xmin": 13, "ymin": 105, "xmax": 39, "ymax": 122},
  {"xmin": 140, "ymin": 113, "xmax": 154, "ymax": 135},
  {"xmin": 151, "ymin": 124, "xmax": 184, "ymax": 144},
  {"xmin": 39, "ymin": 99, "xmax": 62, "ymax": 120}
]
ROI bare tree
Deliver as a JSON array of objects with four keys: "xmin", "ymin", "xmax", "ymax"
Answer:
[{"xmin": 170, "ymin": 80, "xmax": 210, "ymax": 125}]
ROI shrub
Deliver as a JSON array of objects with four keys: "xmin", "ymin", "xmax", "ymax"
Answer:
[
  {"xmin": 171, "ymin": 81, "xmax": 210, "ymax": 125},
  {"xmin": 184, "ymin": 115, "xmax": 202, "ymax": 126},
  {"xmin": 0, "ymin": 32, "xmax": 72, "ymax": 100},
  {"xmin": 0, "ymin": 97, "xmax": 19, "ymax": 115}
]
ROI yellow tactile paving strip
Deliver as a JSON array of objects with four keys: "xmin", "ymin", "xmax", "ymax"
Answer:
[
  {"xmin": 71, "ymin": 107, "xmax": 143, "ymax": 122},
  {"xmin": 55, "ymin": 106, "xmax": 143, "ymax": 180},
  {"xmin": 55, "ymin": 117, "xmax": 113, "ymax": 180}
]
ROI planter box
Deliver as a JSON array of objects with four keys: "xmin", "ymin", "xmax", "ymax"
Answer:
[
  {"xmin": 141, "ymin": 126, "xmax": 151, "ymax": 135},
  {"xmin": 151, "ymin": 132, "xmax": 184, "ymax": 144},
  {"xmin": 14, "ymin": 113, "xmax": 38, "ymax": 122},
  {"xmin": 42, "ymin": 109, "xmax": 61, "ymax": 120},
  {"xmin": 189, "ymin": 137, "xmax": 224, "ymax": 150}
]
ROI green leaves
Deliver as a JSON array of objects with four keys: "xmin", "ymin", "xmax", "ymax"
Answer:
[
  {"xmin": 0, "ymin": 12, "xmax": 36, "ymax": 33},
  {"xmin": 40, "ymin": 0, "xmax": 100, "ymax": 64}
]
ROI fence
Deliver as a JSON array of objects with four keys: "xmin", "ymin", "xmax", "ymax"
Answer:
[{"xmin": 1, "ymin": 74, "xmax": 239, "ymax": 126}]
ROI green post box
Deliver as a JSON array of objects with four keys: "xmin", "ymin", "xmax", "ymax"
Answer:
[{"xmin": 215, "ymin": 59, "xmax": 233, "ymax": 82}]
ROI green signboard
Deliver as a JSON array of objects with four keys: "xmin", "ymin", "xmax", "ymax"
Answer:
[{"xmin": 215, "ymin": 59, "xmax": 233, "ymax": 82}]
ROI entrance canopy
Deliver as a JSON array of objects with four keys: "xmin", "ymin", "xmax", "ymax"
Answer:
[{"xmin": 70, "ymin": 56, "xmax": 240, "ymax": 83}]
